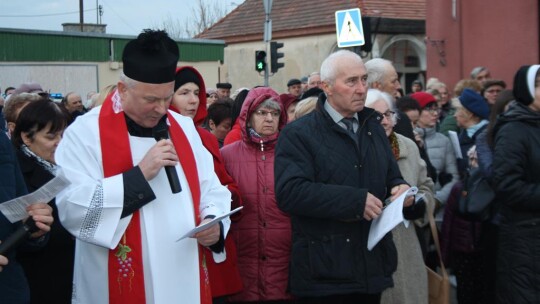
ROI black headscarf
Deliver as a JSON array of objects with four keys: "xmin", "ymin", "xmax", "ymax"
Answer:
[{"xmin": 513, "ymin": 65, "xmax": 540, "ymax": 105}]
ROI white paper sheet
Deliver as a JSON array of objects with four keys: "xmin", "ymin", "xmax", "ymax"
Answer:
[
  {"xmin": 448, "ymin": 131, "xmax": 463, "ymax": 159},
  {"xmin": 0, "ymin": 173, "xmax": 70, "ymax": 223},
  {"xmin": 367, "ymin": 187, "xmax": 418, "ymax": 251},
  {"xmin": 176, "ymin": 206, "xmax": 243, "ymax": 241}
]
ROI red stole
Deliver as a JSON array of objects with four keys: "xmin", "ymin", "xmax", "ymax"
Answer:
[{"xmin": 99, "ymin": 93, "xmax": 212, "ymax": 304}]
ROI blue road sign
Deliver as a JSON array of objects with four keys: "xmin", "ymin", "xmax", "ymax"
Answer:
[{"xmin": 335, "ymin": 8, "xmax": 365, "ymax": 48}]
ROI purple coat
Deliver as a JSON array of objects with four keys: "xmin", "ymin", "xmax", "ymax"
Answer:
[{"xmin": 440, "ymin": 181, "xmax": 484, "ymax": 265}]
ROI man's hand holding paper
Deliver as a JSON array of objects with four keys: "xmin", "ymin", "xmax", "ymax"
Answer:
[
  {"xmin": 390, "ymin": 184, "xmax": 414, "ymax": 207},
  {"xmin": 368, "ymin": 187, "xmax": 418, "ymax": 250}
]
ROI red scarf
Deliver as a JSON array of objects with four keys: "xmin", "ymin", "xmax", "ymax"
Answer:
[{"xmin": 99, "ymin": 92, "xmax": 212, "ymax": 304}]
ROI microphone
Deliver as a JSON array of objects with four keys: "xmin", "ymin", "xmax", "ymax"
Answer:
[
  {"xmin": 153, "ymin": 126, "xmax": 182, "ymax": 194},
  {"xmin": 0, "ymin": 217, "xmax": 39, "ymax": 256}
]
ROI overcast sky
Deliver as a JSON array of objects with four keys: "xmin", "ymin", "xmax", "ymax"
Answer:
[{"xmin": 0, "ymin": 0, "xmax": 240, "ymax": 36}]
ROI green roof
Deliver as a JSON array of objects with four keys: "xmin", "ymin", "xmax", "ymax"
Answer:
[{"xmin": 0, "ymin": 28, "xmax": 224, "ymax": 62}]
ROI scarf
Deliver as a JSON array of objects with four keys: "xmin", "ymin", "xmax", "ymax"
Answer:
[
  {"xmin": 388, "ymin": 132, "xmax": 400, "ymax": 160},
  {"xmin": 21, "ymin": 144, "xmax": 57, "ymax": 175},
  {"xmin": 99, "ymin": 90, "xmax": 212, "ymax": 304}
]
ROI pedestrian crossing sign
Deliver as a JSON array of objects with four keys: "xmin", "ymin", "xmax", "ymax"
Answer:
[{"xmin": 335, "ymin": 8, "xmax": 365, "ymax": 48}]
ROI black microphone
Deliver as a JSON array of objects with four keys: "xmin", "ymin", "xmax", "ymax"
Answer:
[
  {"xmin": 0, "ymin": 217, "xmax": 39, "ymax": 256},
  {"xmin": 153, "ymin": 126, "xmax": 182, "ymax": 194}
]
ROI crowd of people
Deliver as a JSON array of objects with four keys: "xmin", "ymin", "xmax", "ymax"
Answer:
[{"xmin": 0, "ymin": 29, "xmax": 539, "ymax": 304}]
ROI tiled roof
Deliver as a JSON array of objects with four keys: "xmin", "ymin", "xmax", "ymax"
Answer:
[{"xmin": 197, "ymin": 0, "xmax": 425, "ymax": 43}]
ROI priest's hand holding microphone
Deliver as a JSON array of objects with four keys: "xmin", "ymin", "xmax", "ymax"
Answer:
[{"xmin": 138, "ymin": 133, "xmax": 220, "ymax": 247}]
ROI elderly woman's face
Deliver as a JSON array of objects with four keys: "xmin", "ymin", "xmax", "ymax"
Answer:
[
  {"xmin": 207, "ymin": 93, "xmax": 218, "ymax": 108},
  {"xmin": 437, "ymin": 86, "xmax": 450, "ymax": 105},
  {"xmin": 22, "ymin": 123, "xmax": 63, "ymax": 164},
  {"xmin": 371, "ymin": 99, "xmax": 394, "ymax": 137},
  {"xmin": 454, "ymin": 107, "xmax": 473, "ymax": 128},
  {"xmin": 249, "ymin": 106, "xmax": 280, "ymax": 137}
]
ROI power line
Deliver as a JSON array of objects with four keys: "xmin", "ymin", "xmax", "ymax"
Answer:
[
  {"xmin": 100, "ymin": 1, "xmax": 138, "ymax": 33},
  {"xmin": 0, "ymin": 9, "xmax": 96, "ymax": 18}
]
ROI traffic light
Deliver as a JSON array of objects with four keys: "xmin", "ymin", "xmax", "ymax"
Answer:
[
  {"xmin": 255, "ymin": 50, "xmax": 266, "ymax": 72},
  {"xmin": 270, "ymin": 41, "xmax": 284, "ymax": 73}
]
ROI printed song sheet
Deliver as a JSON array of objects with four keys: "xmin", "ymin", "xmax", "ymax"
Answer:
[
  {"xmin": 0, "ymin": 174, "xmax": 70, "ymax": 223},
  {"xmin": 448, "ymin": 131, "xmax": 463, "ymax": 159},
  {"xmin": 177, "ymin": 206, "xmax": 243, "ymax": 241},
  {"xmin": 367, "ymin": 187, "xmax": 418, "ymax": 250}
]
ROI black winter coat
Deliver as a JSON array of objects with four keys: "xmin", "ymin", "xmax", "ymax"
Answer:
[
  {"xmin": 274, "ymin": 96, "xmax": 407, "ymax": 297},
  {"xmin": 15, "ymin": 149, "xmax": 75, "ymax": 304},
  {"xmin": 492, "ymin": 102, "xmax": 540, "ymax": 303},
  {"xmin": 0, "ymin": 133, "xmax": 30, "ymax": 304}
]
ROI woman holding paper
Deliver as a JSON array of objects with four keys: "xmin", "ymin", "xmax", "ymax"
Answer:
[
  {"xmin": 366, "ymin": 89, "xmax": 434, "ymax": 304},
  {"xmin": 221, "ymin": 87, "xmax": 295, "ymax": 303},
  {"xmin": 171, "ymin": 66, "xmax": 243, "ymax": 303},
  {"xmin": 11, "ymin": 98, "xmax": 72, "ymax": 304},
  {"xmin": 412, "ymin": 92, "xmax": 459, "ymax": 211}
]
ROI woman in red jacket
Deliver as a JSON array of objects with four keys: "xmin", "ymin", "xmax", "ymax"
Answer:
[
  {"xmin": 221, "ymin": 87, "xmax": 294, "ymax": 303},
  {"xmin": 171, "ymin": 66, "xmax": 243, "ymax": 304}
]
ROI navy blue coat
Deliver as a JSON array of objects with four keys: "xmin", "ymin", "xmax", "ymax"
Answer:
[
  {"xmin": 275, "ymin": 95, "xmax": 406, "ymax": 297},
  {"xmin": 0, "ymin": 132, "xmax": 31, "ymax": 304}
]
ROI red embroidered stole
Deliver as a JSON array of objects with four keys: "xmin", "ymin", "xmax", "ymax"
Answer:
[{"xmin": 99, "ymin": 93, "xmax": 212, "ymax": 304}]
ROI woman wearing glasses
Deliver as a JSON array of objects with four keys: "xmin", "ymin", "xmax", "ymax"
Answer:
[
  {"xmin": 411, "ymin": 92, "xmax": 459, "ymax": 212},
  {"xmin": 221, "ymin": 87, "xmax": 295, "ymax": 303},
  {"xmin": 366, "ymin": 89, "xmax": 434, "ymax": 304}
]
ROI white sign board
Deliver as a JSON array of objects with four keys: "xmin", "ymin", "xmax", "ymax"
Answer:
[{"xmin": 335, "ymin": 8, "xmax": 365, "ymax": 48}]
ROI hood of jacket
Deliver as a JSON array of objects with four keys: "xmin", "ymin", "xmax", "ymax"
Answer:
[
  {"xmin": 494, "ymin": 102, "xmax": 540, "ymax": 136},
  {"xmin": 170, "ymin": 66, "xmax": 207, "ymax": 126},
  {"xmin": 238, "ymin": 87, "xmax": 286, "ymax": 145}
]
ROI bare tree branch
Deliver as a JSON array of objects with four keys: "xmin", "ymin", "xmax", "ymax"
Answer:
[{"xmin": 154, "ymin": 0, "xmax": 228, "ymax": 39}]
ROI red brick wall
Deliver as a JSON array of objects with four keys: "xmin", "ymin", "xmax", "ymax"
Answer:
[{"xmin": 426, "ymin": 0, "xmax": 539, "ymax": 94}]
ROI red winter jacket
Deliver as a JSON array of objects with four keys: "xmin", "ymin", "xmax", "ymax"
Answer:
[
  {"xmin": 223, "ymin": 120, "xmax": 242, "ymax": 146},
  {"xmin": 221, "ymin": 87, "xmax": 293, "ymax": 302}
]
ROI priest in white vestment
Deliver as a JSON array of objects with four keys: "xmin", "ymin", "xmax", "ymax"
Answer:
[{"xmin": 55, "ymin": 29, "xmax": 231, "ymax": 304}]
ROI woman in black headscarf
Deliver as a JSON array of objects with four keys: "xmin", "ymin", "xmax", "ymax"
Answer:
[{"xmin": 491, "ymin": 65, "xmax": 540, "ymax": 303}]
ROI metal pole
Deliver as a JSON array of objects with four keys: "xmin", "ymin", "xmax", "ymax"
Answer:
[
  {"xmin": 263, "ymin": 0, "xmax": 273, "ymax": 87},
  {"xmin": 264, "ymin": 13, "xmax": 270, "ymax": 87},
  {"xmin": 79, "ymin": 0, "xmax": 84, "ymax": 31}
]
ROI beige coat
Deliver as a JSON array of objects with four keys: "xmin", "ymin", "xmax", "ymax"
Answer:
[{"xmin": 381, "ymin": 133, "xmax": 434, "ymax": 304}]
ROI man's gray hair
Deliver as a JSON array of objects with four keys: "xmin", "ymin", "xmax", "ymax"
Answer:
[
  {"xmin": 365, "ymin": 88, "xmax": 398, "ymax": 125},
  {"xmin": 119, "ymin": 72, "xmax": 138, "ymax": 88},
  {"xmin": 365, "ymin": 58, "xmax": 393, "ymax": 87},
  {"xmin": 320, "ymin": 50, "xmax": 363, "ymax": 85},
  {"xmin": 470, "ymin": 66, "xmax": 488, "ymax": 79},
  {"xmin": 307, "ymin": 72, "xmax": 320, "ymax": 84}
]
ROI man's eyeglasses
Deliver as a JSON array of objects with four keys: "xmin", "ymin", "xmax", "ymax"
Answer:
[
  {"xmin": 485, "ymin": 89, "xmax": 502, "ymax": 94},
  {"xmin": 254, "ymin": 110, "xmax": 280, "ymax": 118}
]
